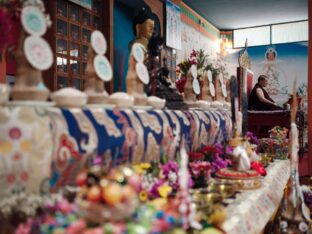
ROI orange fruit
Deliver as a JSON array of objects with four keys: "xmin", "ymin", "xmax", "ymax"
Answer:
[
  {"xmin": 102, "ymin": 182, "xmax": 123, "ymax": 205},
  {"xmin": 87, "ymin": 185, "xmax": 101, "ymax": 202}
]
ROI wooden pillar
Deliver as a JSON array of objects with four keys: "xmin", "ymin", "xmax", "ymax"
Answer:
[
  {"xmin": 104, "ymin": 0, "xmax": 114, "ymax": 94},
  {"xmin": 0, "ymin": 55, "xmax": 6, "ymax": 83},
  {"xmin": 308, "ymin": 0, "xmax": 312, "ymax": 175}
]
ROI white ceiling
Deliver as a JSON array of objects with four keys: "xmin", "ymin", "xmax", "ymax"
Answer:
[{"xmin": 182, "ymin": 0, "xmax": 308, "ymax": 30}]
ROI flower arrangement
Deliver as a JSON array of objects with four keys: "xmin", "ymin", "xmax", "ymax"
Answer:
[
  {"xmin": 135, "ymin": 161, "xmax": 192, "ymax": 202},
  {"xmin": 175, "ymin": 50, "xmax": 197, "ymax": 93},
  {"xmin": 189, "ymin": 161, "xmax": 211, "ymax": 188},
  {"xmin": 269, "ymin": 126, "xmax": 288, "ymax": 140},
  {"xmin": 177, "ymin": 59, "xmax": 192, "ymax": 76},
  {"xmin": 0, "ymin": 192, "xmax": 65, "ymax": 231},
  {"xmin": 259, "ymin": 126, "xmax": 289, "ymax": 160},
  {"xmin": 189, "ymin": 144, "xmax": 232, "ymax": 176},
  {"xmin": 17, "ymin": 198, "xmax": 184, "ymax": 234}
]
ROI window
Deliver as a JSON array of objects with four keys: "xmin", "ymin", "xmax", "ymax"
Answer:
[
  {"xmin": 53, "ymin": 0, "xmax": 104, "ymax": 90},
  {"xmin": 272, "ymin": 21, "xmax": 308, "ymax": 44},
  {"xmin": 233, "ymin": 20, "xmax": 308, "ymax": 48},
  {"xmin": 234, "ymin": 26, "xmax": 270, "ymax": 48}
]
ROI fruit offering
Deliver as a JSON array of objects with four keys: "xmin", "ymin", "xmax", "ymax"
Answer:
[{"xmin": 75, "ymin": 165, "xmax": 140, "ymax": 223}]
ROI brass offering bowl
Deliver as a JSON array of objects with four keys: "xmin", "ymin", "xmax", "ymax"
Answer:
[
  {"xmin": 192, "ymin": 192, "xmax": 223, "ymax": 208},
  {"xmin": 207, "ymin": 181, "xmax": 237, "ymax": 199}
]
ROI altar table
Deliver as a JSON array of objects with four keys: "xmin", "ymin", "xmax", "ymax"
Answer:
[
  {"xmin": 222, "ymin": 160, "xmax": 290, "ymax": 234},
  {"xmin": 0, "ymin": 106, "xmax": 232, "ymax": 195}
]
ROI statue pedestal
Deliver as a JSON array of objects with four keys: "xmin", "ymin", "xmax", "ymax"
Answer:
[
  {"xmin": 85, "ymin": 79, "xmax": 109, "ymax": 104},
  {"xmin": 183, "ymin": 71, "xmax": 196, "ymax": 105},
  {"xmin": 11, "ymin": 87, "xmax": 49, "ymax": 101},
  {"xmin": 11, "ymin": 33, "xmax": 50, "ymax": 102}
]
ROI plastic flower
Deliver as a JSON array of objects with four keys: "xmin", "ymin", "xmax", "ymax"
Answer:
[
  {"xmin": 189, "ymin": 152, "xmax": 204, "ymax": 161},
  {"xmin": 157, "ymin": 183, "xmax": 172, "ymax": 198},
  {"xmin": 211, "ymin": 155, "xmax": 229, "ymax": 173},
  {"xmin": 251, "ymin": 161, "xmax": 267, "ymax": 176},
  {"xmin": 246, "ymin": 131, "xmax": 259, "ymax": 145},
  {"xmin": 139, "ymin": 190, "xmax": 148, "ymax": 202},
  {"xmin": 175, "ymin": 76, "xmax": 186, "ymax": 93},
  {"xmin": 160, "ymin": 161, "xmax": 178, "ymax": 177},
  {"xmin": 190, "ymin": 49, "xmax": 197, "ymax": 58},
  {"xmin": 133, "ymin": 163, "xmax": 151, "ymax": 175}
]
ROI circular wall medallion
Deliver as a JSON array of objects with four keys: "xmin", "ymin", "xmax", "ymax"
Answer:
[
  {"xmin": 24, "ymin": 36, "xmax": 53, "ymax": 71},
  {"xmin": 135, "ymin": 63, "xmax": 150, "ymax": 84},
  {"xmin": 207, "ymin": 70, "xmax": 213, "ymax": 82},
  {"xmin": 132, "ymin": 43, "xmax": 145, "ymax": 63},
  {"xmin": 222, "ymin": 84, "xmax": 227, "ymax": 97},
  {"xmin": 91, "ymin": 30, "xmax": 107, "ymax": 55},
  {"xmin": 209, "ymin": 82, "xmax": 215, "ymax": 97},
  {"xmin": 21, "ymin": 6, "xmax": 47, "ymax": 36},
  {"xmin": 192, "ymin": 78, "xmax": 200, "ymax": 95},
  {"xmin": 93, "ymin": 55, "xmax": 113, "ymax": 81},
  {"xmin": 191, "ymin": 65, "xmax": 198, "ymax": 79}
]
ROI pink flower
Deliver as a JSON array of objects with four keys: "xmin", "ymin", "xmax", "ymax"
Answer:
[
  {"xmin": 16, "ymin": 219, "xmax": 33, "ymax": 234},
  {"xmin": 9, "ymin": 127, "xmax": 21, "ymax": 140},
  {"xmin": 190, "ymin": 49, "xmax": 197, "ymax": 58},
  {"xmin": 6, "ymin": 174, "xmax": 16, "ymax": 184},
  {"xmin": 83, "ymin": 228, "xmax": 104, "ymax": 234},
  {"xmin": 57, "ymin": 199, "xmax": 75, "ymax": 214},
  {"xmin": 175, "ymin": 76, "xmax": 186, "ymax": 93},
  {"xmin": 190, "ymin": 59, "xmax": 197, "ymax": 65},
  {"xmin": 66, "ymin": 220, "xmax": 87, "ymax": 234},
  {"xmin": 20, "ymin": 171, "xmax": 29, "ymax": 182}
]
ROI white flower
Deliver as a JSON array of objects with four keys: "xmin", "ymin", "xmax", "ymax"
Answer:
[{"xmin": 168, "ymin": 171, "xmax": 177, "ymax": 183}]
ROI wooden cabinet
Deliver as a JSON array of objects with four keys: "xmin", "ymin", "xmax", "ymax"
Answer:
[{"xmin": 44, "ymin": 0, "xmax": 113, "ymax": 92}]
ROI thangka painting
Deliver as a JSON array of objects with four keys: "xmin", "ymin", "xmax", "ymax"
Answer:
[
  {"xmin": 225, "ymin": 42, "xmax": 308, "ymax": 106},
  {"xmin": 166, "ymin": 0, "xmax": 181, "ymax": 50}
]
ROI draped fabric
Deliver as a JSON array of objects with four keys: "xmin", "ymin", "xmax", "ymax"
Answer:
[{"xmin": 0, "ymin": 106, "xmax": 232, "ymax": 194}]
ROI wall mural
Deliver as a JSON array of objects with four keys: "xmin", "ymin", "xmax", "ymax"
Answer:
[
  {"xmin": 225, "ymin": 42, "xmax": 308, "ymax": 105},
  {"xmin": 177, "ymin": 23, "xmax": 219, "ymax": 64}
]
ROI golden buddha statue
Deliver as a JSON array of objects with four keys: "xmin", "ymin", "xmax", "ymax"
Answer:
[
  {"xmin": 132, "ymin": 6, "xmax": 155, "ymax": 50},
  {"xmin": 126, "ymin": 6, "xmax": 154, "ymax": 106}
]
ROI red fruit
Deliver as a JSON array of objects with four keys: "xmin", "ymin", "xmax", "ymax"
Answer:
[
  {"xmin": 87, "ymin": 185, "xmax": 101, "ymax": 202},
  {"xmin": 76, "ymin": 172, "xmax": 87, "ymax": 187}
]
